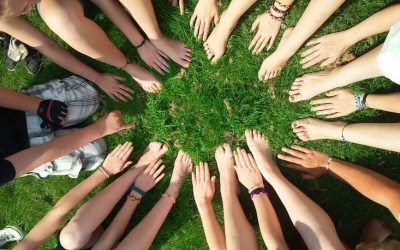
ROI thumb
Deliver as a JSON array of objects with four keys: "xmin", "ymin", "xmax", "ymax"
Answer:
[
  {"xmin": 214, "ymin": 13, "xmax": 220, "ymax": 25},
  {"xmin": 122, "ymin": 161, "xmax": 133, "ymax": 170},
  {"xmin": 112, "ymin": 75, "xmax": 125, "ymax": 81},
  {"xmin": 211, "ymin": 176, "xmax": 217, "ymax": 185},
  {"xmin": 119, "ymin": 123, "xmax": 135, "ymax": 131},
  {"xmin": 251, "ymin": 18, "xmax": 259, "ymax": 31},
  {"xmin": 179, "ymin": 0, "xmax": 184, "ymax": 15},
  {"xmin": 325, "ymin": 90, "xmax": 342, "ymax": 97}
]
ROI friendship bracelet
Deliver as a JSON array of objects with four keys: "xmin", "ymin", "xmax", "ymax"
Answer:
[
  {"xmin": 267, "ymin": 7, "xmax": 285, "ymax": 21},
  {"xmin": 249, "ymin": 187, "xmax": 266, "ymax": 198},
  {"xmin": 354, "ymin": 92, "xmax": 364, "ymax": 111},
  {"xmin": 130, "ymin": 186, "xmax": 146, "ymax": 197},
  {"xmin": 127, "ymin": 193, "xmax": 141, "ymax": 204},
  {"xmin": 275, "ymin": 0, "xmax": 291, "ymax": 9},
  {"xmin": 120, "ymin": 59, "xmax": 131, "ymax": 70},
  {"xmin": 271, "ymin": 3, "xmax": 288, "ymax": 15},
  {"xmin": 341, "ymin": 124, "xmax": 350, "ymax": 142},
  {"xmin": 251, "ymin": 192, "xmax": 268, "ymax": 200},
  {"xmin": 325, "ymin": 157, "xmax": 333, "ymax": 173},
  {"xmin": 99, "ymin": 166, "xmax": 110, "ymax": 178},
  {"xmin": 135, "ymin": 39, "xmax": 146, "ymax": 49},
  {"xmin": 361, "ymin": 93, "xmax": 369, "ymax": 109},
  {"xmin": 248, "ymin": 185, "xmax": 263, "ymax": 194},
  {"xmin": 162, "ymin": 193, "xmax": 176, "ymax": 203}
]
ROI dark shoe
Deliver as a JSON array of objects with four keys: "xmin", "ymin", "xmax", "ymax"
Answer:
[
  {"xmin": 4, "ymin": 53, "xmax": 17, "ymax": 71},
  {"xmin": 23, "ymin": 51, "xmax": 42, "ymax": 74}
]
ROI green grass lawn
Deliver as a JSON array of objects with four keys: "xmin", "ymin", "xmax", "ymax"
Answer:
[{"xmin": 1, "ymin": 0, "xmax": 400, "ymax": 249}]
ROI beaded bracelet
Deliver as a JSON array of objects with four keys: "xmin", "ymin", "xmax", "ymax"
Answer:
[
  {"xmin": 275, "ymin": 0, "xmax": 291, "ymax": 9},
  {"xmin": 361, "ymin": 93, "xmax": 369, "ymax": 109},
  {"xmin": 127, "ymin": 193, "xmax": 141, "ymax": 204},
  {"xmin": 325, "ymin": 157, "xmax": 333, "ymax": 173},
  {"xmin": 271, "ymin": 4, "xmax": 288, "ymax": 15},
  {"xmin": 267, "ymin": 6, "xmax": 284, "ymax": 21},
  {"xmin": 354, "ymin": 92, "xmax": 363, "ymax": 111}
]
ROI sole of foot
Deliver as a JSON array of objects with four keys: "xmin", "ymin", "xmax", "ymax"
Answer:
[
  {"xmin": 126, "ymin": 63, "xmax": 161, "ymax": 93},
  {"xmin": 257, "ymin": 27, "xmax": 293, "ymax": 81},
  {"xmin": 245, "ymin": 129, "xmax": 279, "ymax": 178},
  {"xmin": 291, "ymin": 118, "xmax": 347, "ymax": 141},
  {"xmin": 289, "ymin": 68, "xmax": 340, "ymax": 102},
  {"xmin": 168, "ymin": 150, "xmax": 193, "ymax": 196},
  {"xmin": 203, "ymin": 12, "xmax": 237, "ymax": 64},
  {"xmin": 136, "ymin": 142, "xmax": 169, "ymax": 171},
  {"xmin": 151, "ymin": 37, "xmax": 191, "ymax": 68}
]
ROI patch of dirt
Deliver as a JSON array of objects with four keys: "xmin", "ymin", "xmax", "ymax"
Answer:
[
  {"xmin": 224, "ymin": 131, "xmax": 234, "ymax": 144},
  {"xmin": 326, "ymin": 51, "xmax": 356, "ymax": 69},
  {"xmin": 169, "ymin": 102, "xmax": 177, "ymax": 117},
  {"xmin": 174, "ymin": 139, "xmax": 181, "ymax": 148},
  {"xmin": 268, "ymin": 81, "xmax": 276, "ymax": 99},
  {"xmin": 175, "ymin": 68, "xmax": 186, "ymax": 79}
]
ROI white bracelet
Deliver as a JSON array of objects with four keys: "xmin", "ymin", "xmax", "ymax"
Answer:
[
  {"xmin": 325, "ymin": 158, "xmax": 333, "ymax": 173},
  {"xmin": 99, "ymin": 166, "xmax": 110, "ymax": 178}
]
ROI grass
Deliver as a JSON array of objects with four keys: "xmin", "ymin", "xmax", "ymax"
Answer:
[{"xmin": 1, "ymin": 0, "xmax": 400, "ymax": 249}]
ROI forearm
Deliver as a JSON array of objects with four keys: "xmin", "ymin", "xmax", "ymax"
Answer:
[
  {"xmin": 366, "ymin": 93, "xmax": 400, "ymax": 113},
  {"xmin": 329, "ymin": 159, "xmax": 400, "ymax": 222},
  {"xmin": 7, "ymin": 122, "xmax": 105, "ymax": 177},
  {"xmin": 67, "ymin": 169, "xmax": 139, "ymax": 233},
  {"xmin": 90, "ymin": 0, "xmax": 144, "ymax": 46},
  {"xmin": 0, "ymin": 88, "xmax": 41, "ymax": 113},
  {"xmin": 343, "ymin": 123, "xmax": 400, "ymax": 152},
  {"xmin": 93, "ymin": 196, "xmax": 138, "ymax": 250},
  {"xmin": 265, "ymin": 170, "xmax": 344, "ymax": 250},
  {"xmin": 344, "ymin": 4, "xmax": 400, "ymax": 45},
  {"xmin": 252, "ymin": 195, "xmax": 288, "ymax": 250},
  {"xmin": 197, "ymin": 203, "xmax": 226, "ymax": 250},
  {"xmin": 15, "ymin": 170, "xmax": 107, "ymax": 249}
]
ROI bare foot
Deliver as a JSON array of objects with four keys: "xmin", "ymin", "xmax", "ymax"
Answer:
[
  {"xmin": 167, "ymin": 150, "xmax": 193, "ymax": 197},
  {"xmin": 150, "ymin": 36, "xmax": 191, "ymax": 68},
  {"xmin": 258, "ymin": 27, "xmax": 293, "ymax": 81},
  {"xmin": 291, "ymin": 118, "xmax": 347, "ymax": 141},
  {"xmin": 360, "ymin": 219, "xmax": 392, "ymax": 244},
  {"xmin": 135, "ymin": 142, "xmax": 169, "ymax": 171},
  {"xmin": 215, "ymin": 143, "xmax": 237, "ymax": 193},
  {"xmin": 203, "ymin": 12, "xmax": 237, "ymax": 63},
  {"xmin": 289, "ymin": 69, "xmax": 340, "ymax": 102},
  {"xmin": 125, "ymin": 63, "xmax": 162, "ymax": 93},
  {"xmin": 245, "ymin": 129, "xmax": 279, "ymax": 177}
]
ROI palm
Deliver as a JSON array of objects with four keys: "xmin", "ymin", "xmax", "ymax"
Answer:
[{"xmin": 102, "ymin": 142, "xmax": 133, "ymax": 174}]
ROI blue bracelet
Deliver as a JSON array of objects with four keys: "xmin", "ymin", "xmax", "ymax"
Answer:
[{"xmin": 130, "ymin": 186, "xmax": 145, "ymax": 197}]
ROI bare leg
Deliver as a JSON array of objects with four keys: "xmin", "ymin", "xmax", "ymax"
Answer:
[
  {"xmin": 40, "ymin": 0, "xmax": 161, "ymax": 93},
  {"xmin": 360, "ymin": 219, "xmax": 392, "ymax": 244},
  {"xmin": 215, "ymin": 144, "xmax": 259, "ymax": 250},
  {"xmin": 290, "ymin": 44, "xmax": 383, "ymax": 102},
  {"xmin": 258, "ymin": 0, "xmax": 345, "ymax": 80},
  {"xmin": 245, "ymin": 130, "xmax": 344, "ymax": 250},
  {"xmin": 203, "ymin": 0, "xmax": 257, "ymax": 63},
  {"xmin": 291, "ymin": 118, "xmax": 400, "ymax": 152},
  {"xmin": 115, "ymin": 151, "xmax": 193, "ymax": 250},
  {"xmin": 119, "ymin": 0, "xmax": 191, "ymax": 68}
]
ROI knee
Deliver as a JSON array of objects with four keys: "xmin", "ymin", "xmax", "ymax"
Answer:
[{"xmin": 59, "ymin": 225, "xmax": 88, "ymax": 249}]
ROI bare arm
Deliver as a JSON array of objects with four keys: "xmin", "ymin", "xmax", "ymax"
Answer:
[
  {"xmin": 14, "ymin": 169, "xmax": 107, "ymax": 250},
  {"xmin": 5, "ymin": 110, "xmax": 134, "ymax": 179},
  {"xmin": 197, "ymin": 203, "xmax": 226, "ymax": 250},
  {"xmin": 0, "ymin": 87, "xmax": 41, "ymax": 113},
  {"xmin": 366, "ymin": 93, "xmax": 400, "ymax": 113}
]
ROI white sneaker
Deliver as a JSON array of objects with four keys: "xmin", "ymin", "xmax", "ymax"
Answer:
[{"xmin": 0, "ymin": 226, "xmax": 24, "ymax": 247}]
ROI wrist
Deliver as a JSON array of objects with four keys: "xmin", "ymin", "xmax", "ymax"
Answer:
[
  {"xmin": 195, "ymin": 199, "xmax": 213, "ymax": 209},
  {"xmin": 341, "ymin": 29, "xmax": 358, "ymax": 47}
]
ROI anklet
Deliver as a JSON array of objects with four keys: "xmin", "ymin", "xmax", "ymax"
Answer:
[
  {"xmin": 135, "ymin": 39, "xmax": 146, "ymax": 49},
  {"xmin": 325, "ymin": 157, "xmax": 333, "ymax": 173},
  {"xmin": 162, "ymin": 193, "xmax": 176, "ymax": 203},
  {"xmin": 99, "ymin": 166, "xmax": 110, "ymax": 178},
  {"xmin": 341, "ymin": 124, "xmax": 350, "ymax": 142}
]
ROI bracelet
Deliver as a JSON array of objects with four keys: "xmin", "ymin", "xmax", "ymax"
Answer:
[
  {"xmin": 99, "ymin": 166, "xmax": 110, "ymax": 178},
  {"xmin": 135, "ymin": 39, "xmax": 146, "ymax": 49},
  {"xmin": 325, "ymin": 157, "xmax": 333, "ymax": 173},
  {"xmin": 251, "ymin": 191, "xmax": 268, "ymax": 200},
  {"xmin": 361, "ymin": 93, "xmax": 369, "ymax": 109},
  {"xmin": 120, "ymin": 59, "xmax": 130, "ymax": 70},
  {"xmin": 354, "ymin": 92, "xmax": 364, "ymax": 111},
  {"xmin": 275, "ymin": 0, "xmax": 291, "ymax": 9},
  {"xmin": 271, "ymin": 4, "xmax": 288, "ymax": 15},
  {"xmin": 127, "ymin": 193, "xmax": 141, "ymax": 204},
  {"xmin": 248, "ymin": 185, "xmax": 262, "ymax": 194},
  {"xmin": 341, "ymin": 123, "xmax": 350, "ymax": 142},
  {"xmin": 162, "ymin": 193, "xmax": 176, "ymax": 203},
  {"xmin": 267, "ymin": 6, "xmax": 285, "ymax": 21},
  {"xmin": 130, "ymin": 186, "xmax": 146, "ymax": 197},
  {"xmin": 249, "ymin": 187, "xmax": 267, "ymax": 198}
]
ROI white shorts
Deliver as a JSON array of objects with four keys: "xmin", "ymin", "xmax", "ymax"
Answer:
[{"xmin": 377, "ymin": 20, "xmax": 400, "ymax": 84}]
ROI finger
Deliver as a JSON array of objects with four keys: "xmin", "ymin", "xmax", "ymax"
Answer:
[
  {"xmin": 311, "ymin": 104, "xmax": 334, "ymax": 112},
  {"xmin": 256, "ymin": 36, "xmax": 270, "ymax": 54},
  {"xmin": 198, "ymin": 19, "xmax": 205, "ymax": 41},
  {"xmin": 119, "ymin": 123, "xmax": 136, "ymax": 131},
  {"xmin": 110, "ymin": 144, "xmax": 122, "ymax": 156},
  {"xmin": 233, "ymin": 151, "xmax": 241, "ymax": 168},
  {"xmin": 120, "ymin": 142, "xmax": 133, "ymax": 158},
  {"xmin": 276, "ymin": 153, "xmax": 302, "ymax": 165},
  {"xmin": 155, "ymin": 173, "xmax": 165, "ymax": 183},
  {"xmin": 213, "ymin": 13, "xmax": 219, "ymax": 25},
  {"xmin": 116, "ymin": 142, "xmax": 130, "ymax": 157},
  {"xmin": 290, "ymin": 145, "xmax": 311, "ymax": 154},
  {"xmin": 199, "ymin": 162, "xmax": 205, "ymax": 182},
  {"xmin": 149, "ymin": 160, "xmax": 162, "ymax": 175},
  {"xmin": 112, "ymin": 75, "xmax": 125, "ymax": 81},
  {"xmin": 300, "ymin": 50, "xmax": 320, "ymax": 65},
  {"xmin": 203, "ymin": 21, "xmax": 210, "ymax": 41},
  {"xmin": 303, "ymin": 54, "xmax": 325, "ymax": 68},
  {"xmin": 191, "ymin": 172, "xmax": 196, "ymax": 187},
  {"xmin": 281, "ymin": 147, "xmax": 307, "ymax": 159},
  {"xmin": 325, "ymin": 90, "xmax": 343, "ymax": 97},
  {"xmin": 315, "ymin": 109, "xmax": 336, "ymax": 115},
  {"xmin": 240, "ymin": 149, "xmax": 252, "ymax": 169},
  {"xmin": 237, "ymin": 149, "xmax": 248, "ymax": 169},
  {"xmin": 249, "ymin": 32, "xmax": 262, "ymax": 50},
  {"xmin": 153, "ymin": 164, "xmax": 166, "ymax": 178},
  {"xmin": 190, "ymin": 14, "xmax": 197, "ymax": 27},
  {"xmin": 326, "ymin": 112, "xmax": 343, "ymax": 119},
  {"xmin": 320, "ymin": 57, "xmax": 336, "ymax": 68},
  {"xmin": 280, "ymin": 160, "xmax": 307, "ymax": 172},
  {"xmin": 267, "ymin": 34, "xmax": 277, "ymax": 51},
  {"xmin": 306, "ymin": 38, "xmax": 321, "ymax": 46},
  {"xmin": 109, "ymin": 93, "xmax": 118, "ymax": 102},
  {"xmin": 253, "ymin": 36, "xmax": 267, "ymax": 54},
  {"xmin": 117, "ymin": 88, "xmax": 133, "ymax": 100},
  {"xmin": 157, "ymin": 55, "xmax": 169, "ymax": 70},
  {"xmin": 118, "ymin": 84, "xmax": 134, "ymax": 94},
  {"xmin": 211, "ymin": 176, "xmax": 216, "ymax": 187},
  {"xmin": 310, "ymin": 97, "xmax": 333, "ymax": 106},
  {"xmin": 195, "ymin": 165, "xmax": 200, "ymax": 185},
  {"xmin": 247, "ymin": 153, "xmax": 259, "ymax": 171},
  {"xmin": 152, "ymin": 62, "xmax": 165, "ymax": 75},
  {"xmin": 301, "ymin": 45, "xmax": 320, "ymax": 58},
  {"xmin": 204, "ymin": 163, "xmax": 210, "ymax": 181},
  {"xmin": 251, "ymin": 18, "xmax": 259, "ymax": 31},
  {"xmin": 194, "ymin": 18, "xmax": 201, "ymax": 39},
  {"xmin": 155, "ymin": 60, "xmax": 168, "ymax": 74},
  {"xmin": 122, "ymin": 161, "xmax": 133, "ymax": 170},
  {"xmin": 179, "ymin": 0, "xmax": 184, "ymax": 15}
]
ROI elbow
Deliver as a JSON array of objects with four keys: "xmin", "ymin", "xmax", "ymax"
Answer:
[{"xmin": 59, "ymin": 223, "xmax": 88, "ymax": 249}]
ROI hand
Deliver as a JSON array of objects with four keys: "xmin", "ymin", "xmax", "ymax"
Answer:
[
  {"xmin": 95, "ymin": 110, "xmax": 135, "ymax": 136},
  {"xmin": 249, "ymin": 12, "xmax": 282, "ymax": 54},
  {"xmin": 37, "ymin": 99, "xmax": 68, "ymax": 130},
  {"xmin": 233, "ymin": 148, "xmax": 264, "ymax": 190},
  {"xmin": 192, "ymin": 162, "xmax": 216, "ymax": 207},
  {"xmin": 190, "ymin": 0, "xmax": 219, "ymax": 41},
  {"xmin": 94, "ymin": 73, "xmax": 133, "ymax": 102},
  {"xmin": 102, "ymin": 142, "xmax": 133, "ymax": 175},
  {"xmin": 169, "ymin": 0, "xmax": 185, "ymax": 15},
  {"xmin": 310, "ymin": 89, "xmax": 357, "ymax": 118},
  {"xmin": 277, "ymin": 145, "xmax": 331, "ymax": 180},
  {"xmin": 137, "ymin": 40, "xmax": 170, "ymax": 75},
  {"xmin": 301, "ymin": 31, "xmax": 352, "ymax": 68},
  {"xmin": 134, "ymin": 160, "xmax": 165, "ymax": 193}
]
